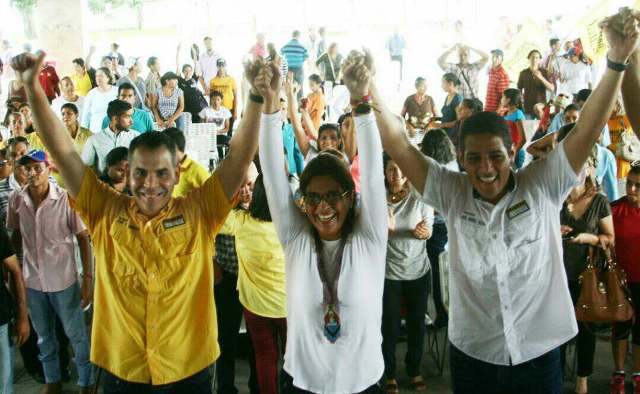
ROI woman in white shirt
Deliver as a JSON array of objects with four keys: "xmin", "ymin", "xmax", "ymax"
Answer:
[
  {"xmin": 259, "ymin": 53, "xmax": 387, "ymax": 393},
  {"xmin": 81, "ymin": 67, "xmax": 117, "ymax": 133},
  {"xmin": 51, "ymin": 77, "xmax": 85, "ymax": 120}
]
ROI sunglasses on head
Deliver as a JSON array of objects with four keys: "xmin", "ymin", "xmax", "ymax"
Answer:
[{"xmin": 304, "ymin": 190, "xmax": 350, "ymax": 207}]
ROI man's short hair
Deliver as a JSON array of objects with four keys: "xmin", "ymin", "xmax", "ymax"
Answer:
[
  {"xmin": 204, "ymin": 36, "xmax": 212, "ymax": 42},
  {"xmin": 564, "ymin": 103, "xmax": 581, "ymax": 113},
  {"xmin": 61, "ymin": 103, "xmax": 79, "ymax": 115},
  {"xmin": 105, "ymin": 147, "xmax": 129, "ymax": 168},
  {"xmin": 575, "ymin": 89, "xmax": 592, "ymax": 104},
  {"xmin": 118, "ymin": 82, "xmax": 136, "ymax": 95},
  {"xmin": 128, "ymin": 131, "xmax": 178, "ymax": 166},
  {"xmin": 0, "ymin": 147, "xmax": 8, "ymax": 160},
  {"xmin": 147, "ymin": 56, "xmax": 158, "ymax": 68},
  {"xmin": 459, "ymin": 111, "xmax": 512, "ymax": 153},
  {"xmin": 211, "ymin": 90, "xmax": 223, "ymax": 100},
  {"xmin": 549, "ymin": 38, "xmax": 560, "ymax": 47},
  {"xmin": 112, "ymin": 42, "xmax": 119, "ymax": 49},
  {"xmin": 163, "ymin": 127, "xmax": 186, "ymax": 153},
  {"xmin": 292, "ymin": 30, "xmax": 301, "ymax": 38},
  {"xmin": 107, "ymin": 100, "xmax": 132, "ymax": 119},
  {"xmin": 72, "ymin": 58, "xmax": 85, "ymax": 68}
]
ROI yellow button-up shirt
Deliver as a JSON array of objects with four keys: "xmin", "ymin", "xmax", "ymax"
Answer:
[
  {"xmin": 73, "ymin": 168, "xmax": 232, "ymax": 384},
  {"xmin": 172, "ymin": 156, "xmax": 210, "ymax": 198}
]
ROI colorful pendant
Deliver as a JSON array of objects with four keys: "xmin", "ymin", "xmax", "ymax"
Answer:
[{"xmin": 323, "ymin": 304, "xmax": 341, "ymax": 343}]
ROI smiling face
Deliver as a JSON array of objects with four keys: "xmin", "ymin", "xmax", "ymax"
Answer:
[
  {"xmin": 183, "ymin": 65, "xmax": 193, "ymax": 80},
  {"xmin": 460, "ymin": 134, "xmax": 515, "ymax": 204},
  {"xmin": 318, "ymin": 128, "xmax": 339, "ymax": 151},
  {"xmin": 304, "ymin": 175, "xmax": 353, "ymax": 240},
  {"xmin": 385, "ymin": 159, "xmax": 407, "ymax": 191},
  {"xmin": 9, "ymin": 113, "xmax": 26, "ymax": 136},
  {"xmin": 95, "ymin": 69, "xmax": 110, "ymax": 88},
  {"xmin": 129, "ymin": 146, "xmax": 179, "ymax": 217},
  {"xmin": 238, "ymin": 178, "xmax": 255, "ymax": 209}
]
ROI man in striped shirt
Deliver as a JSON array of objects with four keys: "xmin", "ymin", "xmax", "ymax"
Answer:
[
  {"xmin": 281, "ymin": 31, "xmax": 308, "ymax": 99},
  {"xmin": 484, "ymin": 49, "xmax": 510, "ymax": 112}
]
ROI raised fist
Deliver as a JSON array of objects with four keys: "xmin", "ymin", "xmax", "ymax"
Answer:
[
  {"xmin": 341, "ymin": 49, "xmax": 375, "ymax": 100},
  {"xmin": 11, "ymin": 51, "xmax": 46, "ymax": 87}
]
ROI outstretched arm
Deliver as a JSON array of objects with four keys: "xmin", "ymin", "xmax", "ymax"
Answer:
[
  {"xmin": 216, "ymin": 59, "xmax": 270, "ymax": 200},
  {"xmin": 285, "ymin": 75, "xmax": 311, "ymax": 156},
  {"xmin": 12, "ymin": 52, "xmax": 86, "ymax": 196},
  {"xmin": 564, "ymin": 15, "xmax": 640, "ymax": 174},
  {"xmin": 622, "ymin": 13, "xmax": 640, "ymax": 136}
]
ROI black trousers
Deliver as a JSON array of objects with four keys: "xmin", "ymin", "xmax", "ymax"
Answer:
[
  {"xmin": 103, "ymin": 368, "xmax": 211, "ymax": 394},
  {"xmin": 280, "ymin": 371, "xmax": 382, "ymax": 394},
  {"xmin": 426, "ymin": 222, "xmax": 448, "ymax": 324},
  {"xmin": 381, "ymin": 273, "xmax": 429, "ymax": 379},
  {"xmin": 214, "ymin": 271, "xmax": 258, "ymax": 394},
  {"xmin": 559, "ymin": 281, "xmax": 596, "ymax": 377}
]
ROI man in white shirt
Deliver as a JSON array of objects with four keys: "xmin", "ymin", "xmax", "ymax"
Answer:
[
  {"xmin": 372, "ymin": 15, "xmax": 639, "ymax": 393},
  {"xmin": 198, "ymin": 36, "xmax": 222, "ymax": 95},
  {"xmin": 81, "ymin": 99, "xmax": 139, "ymax": 173},
  {"xmin": 558, "ymin": 48, "xmax": 593, "ymax": 96}
]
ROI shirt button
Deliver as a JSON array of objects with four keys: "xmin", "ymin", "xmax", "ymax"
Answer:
[{"xmin": 149, "ymin": 273, "xmax": 156, "ymax": 279}]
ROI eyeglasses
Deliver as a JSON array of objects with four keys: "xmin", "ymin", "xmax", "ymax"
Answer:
[
  {"xmin": 304, "ymin": 190, "xmax": 350, "ymax": 207},
  {"xmin": 0, "ymin": 160, "xmax": 8, "ymax": 167}
]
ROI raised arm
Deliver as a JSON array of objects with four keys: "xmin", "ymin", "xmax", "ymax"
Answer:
[
  {"xmin": 622, "ymin": 14, "xmax": 640, "ymax": 136},
  {"xmin": 284, "ymin": 75, "xmax": 311, "ymax": 156},
  {"xmin": 469, "ymin": 45, "xmax": 489, "ymax": 68},
  {"xmin": 12, "ymin": 52, "xmax": 86, "ymax": 196},
  {"xmin": 216, "ymin": 59, "xmax": 269, "ymax": 200},
  {"xmin": 564, "ymin": 15, "xmax": 640, "ymax": 174},
  {"xmin": 259, "ymin": 65, "xmax": 306, "ymax": 243},
  {"xmin": 437, "ymin": 45, "xmax": 456, "ymax": 71}
]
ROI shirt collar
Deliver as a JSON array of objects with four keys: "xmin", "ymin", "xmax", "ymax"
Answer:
[
  {"xmin": 179, "ymin": 155, "xmax": 193, "ymax": 171},
  {"xmin": 20, "ymin": 180, "xmax": 60, "ymax": 202}
]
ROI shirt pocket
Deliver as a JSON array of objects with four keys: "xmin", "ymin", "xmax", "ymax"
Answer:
[
  {"xmin": 107, "ymin": 224, "xmax": 138, "ymax": 282},
  {"xmin": 506, "ymin": 214, "xmax": 544, "ymax": 279},
  {"xmin": 454, "ymin": 221, "xmax": 491, "ymax": 282}
]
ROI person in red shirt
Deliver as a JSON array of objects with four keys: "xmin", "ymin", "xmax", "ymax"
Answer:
[
  {"xmin": 38, "ymin": 62, "xmax": 60, "ymax": 103},
  {"xmin": 610, "ymin": 163, "xmax": 640, "ymax": 393},
  {"xmin": 484, "ymin": 49, "xmax": 510, "ymax": 112}
]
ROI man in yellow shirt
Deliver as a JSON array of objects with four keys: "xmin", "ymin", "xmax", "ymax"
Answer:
[
  {"xmin": 163, "ymin": 127, "xmax": 210, "ymax": 198},
  {"xmin": 209, "ymin": 59, "xmax": 238, "ymax": 130},
  {"xmin": 12, "ymin": 51, "xmax": 279, "ymax": 391}
]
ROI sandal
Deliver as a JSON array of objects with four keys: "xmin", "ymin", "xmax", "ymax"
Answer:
[
  {"xmin": 410, "ymin": 376, "xmax": 427, "ymax": 392},
  {"xmin": 385, "ymin": 379, "xmax": 399, "ymax": 394}
]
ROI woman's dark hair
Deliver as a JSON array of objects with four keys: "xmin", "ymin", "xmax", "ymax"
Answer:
[
  {"xmin": 97, "ymin": 67, "xmax": 114, "ymax": 85},
  {"xmin": 337, "ymin": 112, "xmax": 352, "ymax": 127},
  {"xmin": 420, "ymin": 128, "xmax": 456, "ymax": 164},
  {"xmin": 382, "ymin": 151, "xmax": 396, "ymax": 189},
  {"xmin": 415, "ymin": 77, "xmax": 426, "ymax": 88},
  {"xmin": 629, "ymin": 162, "xmax": 640, "ymax": 176},
  {"xmin": 309, "ymin": 74, "xmax": 324, "ymax": 94},
  {"xmin": 61, "ymin": 103, "xmax": 79, "ymax": 115},
  {"xmin": 72, "ymin": 58, "xmax": 85, "ymax": 68},
  {"xmin": 527, "ymin": 49, "xmax": 542, "ymax": 60},
  {"xmin": 105, "ymin": 146, "xmax": 129, "ymax": 169},
  {"xmin": 461, "ymin": 98, "xmax": 483, "ymax": 114},
  {"xmin": 160, "ymin": 72, "xmax": 179, "ymax": 87},
  {"xmin": 318, "ymin": 123, "xmax": 343, "ymax": 151},
  {"xmin": 459, "ymin": 112, "xmax": 512, "ymax": 153},
  {"xmin": 248, "ymin": 174, "xmax": 272, "ymax": 222},
  {"xmin": 181, "ymin": 64, "xmax": 192, "ymax": 73},
  {"xmin": 442, "ymin": 72, "xmax": 461, "ymax": 87},
  {"xmin": 564, "ymin": 103, "xmax": 581, "ymax": 113},
  {"xmin": 502, "ymin": 88, "xmax": 523, "ymax": 110},
  {"xmin": 147, "ymin": 56, "xmax": 158, "ymax": 68},
  {"xmin": 300, "ymin": 153, "xmax": 356, "ymax": 236},
  {"xmin": 267, "ymin": 43, "xmax": 277, "ymax": 60}
]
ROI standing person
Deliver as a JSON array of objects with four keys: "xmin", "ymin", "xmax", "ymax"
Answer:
[
  {"xmin": 315, "ymin": 43, "xmax": 342, "ymax": 85},
  {"xmin": 7, "ymin": 150, "xmax": 95, "ymax": 394},
  {"xmin": 198, "ymin": 36, "xmax": 223, "ymax": 95},
  {"xmin": 107, "ymin": 43, "xmax": 125, "ymax": 66},
  {"xmin": 382, "ymin": 153, "xmax": 433, "ymax": 394},
  {"xmin": 70, "ymin": 54, "xmax": 96, "ymax": 97},
  {"xmin": 500, "ymin": 88, "xmax": 527, "ymax": 168},
  {"xmin": 12, "ymin": 50, "xmax": 273, "ymax": 392},
  {"xmin": 438, "ymin": 43, "xmax": 489, "ymax": 99},
  {"xmin": 214, "ymin": 165, "xmax": 260, "ymax": 394},
  {"xmin": 517, "ymin": 50, "xmax": 555, "ymax": 118},
  {"xmin": 209, "ymin": 59, "xmax": 238, "ymax": 132},
  {"xmin": 281, "ymin": 31, "xmax": 309, "ymax": 99},
  {"xmin": 260, "ymin": 50, "xmax": 387, "ymax": 393},
  {"xmin": 543, "ymin": 38, "xmax": 564, "ymax": 92},
  {"xmin": 224, "ymin": 174, "xmax": 287, "ymax": 394},
  {"xmin": 610, "ymin": 164, "xmax": 640, "ymax": 394},
  {"xmin": 81, "ymin": 67, "xmax": 118, "ymax": 134},
  {"xmin": 401, "ymin": 77, "xmax": 438, "ymax": 146},
  {"xmin": 151, "ymin": 72, "xmax": 185, "ymax": 131},
  {"xmin": 82, "ymin": 99, "xmax": 139, "ymax": 174},
  {"xmin": 557, "ymin": 48, "xmax": 593, "ymax": 96},
  {"xmin": 370, "ymin": 14, "xmax": 639, "ymax": 392},
  {"xmin": 317, "ymin": 27, "xmax": 327, "ymax": 58},
  {"xmin": 117, "ymin": 57, "xmax": 147, "ymax": 110},
  {"xmin": 51, "ymin": 77, "xmax": 85, "ymax": 120},
  {"xmin": 419, "ymin": 129, "xmax": 458, "ymax": 328},
  {"xmin": 439, "ymin": 73, "xmax": 464, "ymax": 136},
  {"xmin": 607, "ymin": 100, "xmax": 633, "ymax": 192},
  {"xmin": 485, "ymin": 49, "xmax": 510, "ymax": 112},
  {"xmin": 145, "ymin": 56, "xmax": 162, "ymax": 109},
  {"xmin": 249, "ymin": 33, "xmax": 268, "ymax": 60},
  {"xmin": 306, "ymin": 74, "xmax": 325, "ymax": 130},
  {"xmin": 0, "ymin": 221, "xmax": 30, "ymax": 394},
  {"xmin": 101, "ymin": 83, "xmax": 155, "ymax": 133},
  {"xmin": 38, "ymin": 61, "xmax": 60, "ymax": 103},
  {"xmin": 387, "ymin": 29, "xmax": 406, "ymax": 81}
]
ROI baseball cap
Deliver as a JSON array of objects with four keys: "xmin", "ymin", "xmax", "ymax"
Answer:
[
  {"xmin": 216, "ymin": 58, "xmax": 226, "ymax": 67},
  {"xmin": 490, "ymin": 49, "xmax": 504, "ymax": 57},
  {"xmin": 18, "ymin": 150, "xmax": 48, "ymax": 166}
]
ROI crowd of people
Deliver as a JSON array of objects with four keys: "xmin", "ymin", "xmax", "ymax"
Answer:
[{"xmin": 1, "ymin": 8, "xmax": 640, "ymax": 394}]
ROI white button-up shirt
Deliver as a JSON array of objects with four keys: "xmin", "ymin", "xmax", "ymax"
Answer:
[
  {"xmin": 198, "ymin": 50, "xmax": 222, "ymax": 88},
  {"xmin": 422, "ymin": 140, "xmax": 579, "ymax": 365},
  {"xmin": 81, "ymin": 127, "xmax": 139, "ymax": 173}
]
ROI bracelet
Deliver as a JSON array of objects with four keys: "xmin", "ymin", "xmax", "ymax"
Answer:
[
  {"xmin": 350, "ymin": 93, "xmax": 372, "ymax": 107},
  {"xmin": 607, "ymin": 56, "xmax": 629, "ymax": 72},
  {"xmin": 249, "ymin": 92, "xmax": 264, "ymax": 104}
]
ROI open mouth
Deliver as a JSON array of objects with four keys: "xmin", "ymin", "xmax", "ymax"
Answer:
[
  {"xmin": 478, "ymin": 174, "xmax": 498, "ymax": 184},
  {"xmin": 317, "ymin": 213, "xmax": 337, "ymax": 223}
]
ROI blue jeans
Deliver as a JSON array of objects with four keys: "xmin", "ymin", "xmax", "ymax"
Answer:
[
  {"xmin": 27, "ymin": 283, "xmax": 94, "ymax": 387},
  {"xmin": 450, "ymin": 343, "xmax": 563, "ymax": 394},
  {"xmin": 0, "ymin": 323, "xmax": 13, "ymax": 394},
  {"xmin": 175, "ymin": 113, "xmax": 186, "ymax": 132},
  {"xmin": 103, "ymin": 367, "xmax": 212, "ymax": 394}
]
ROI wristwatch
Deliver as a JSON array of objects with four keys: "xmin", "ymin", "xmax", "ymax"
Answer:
[{"xmin": 607, "ymin": 57, "xmax": 629, "ymax": 72}]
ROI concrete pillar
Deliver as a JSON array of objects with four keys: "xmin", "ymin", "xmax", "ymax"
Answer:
[{"xmin": 34, "ymin": 0, "xmax": 85, "ymax": 77}]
